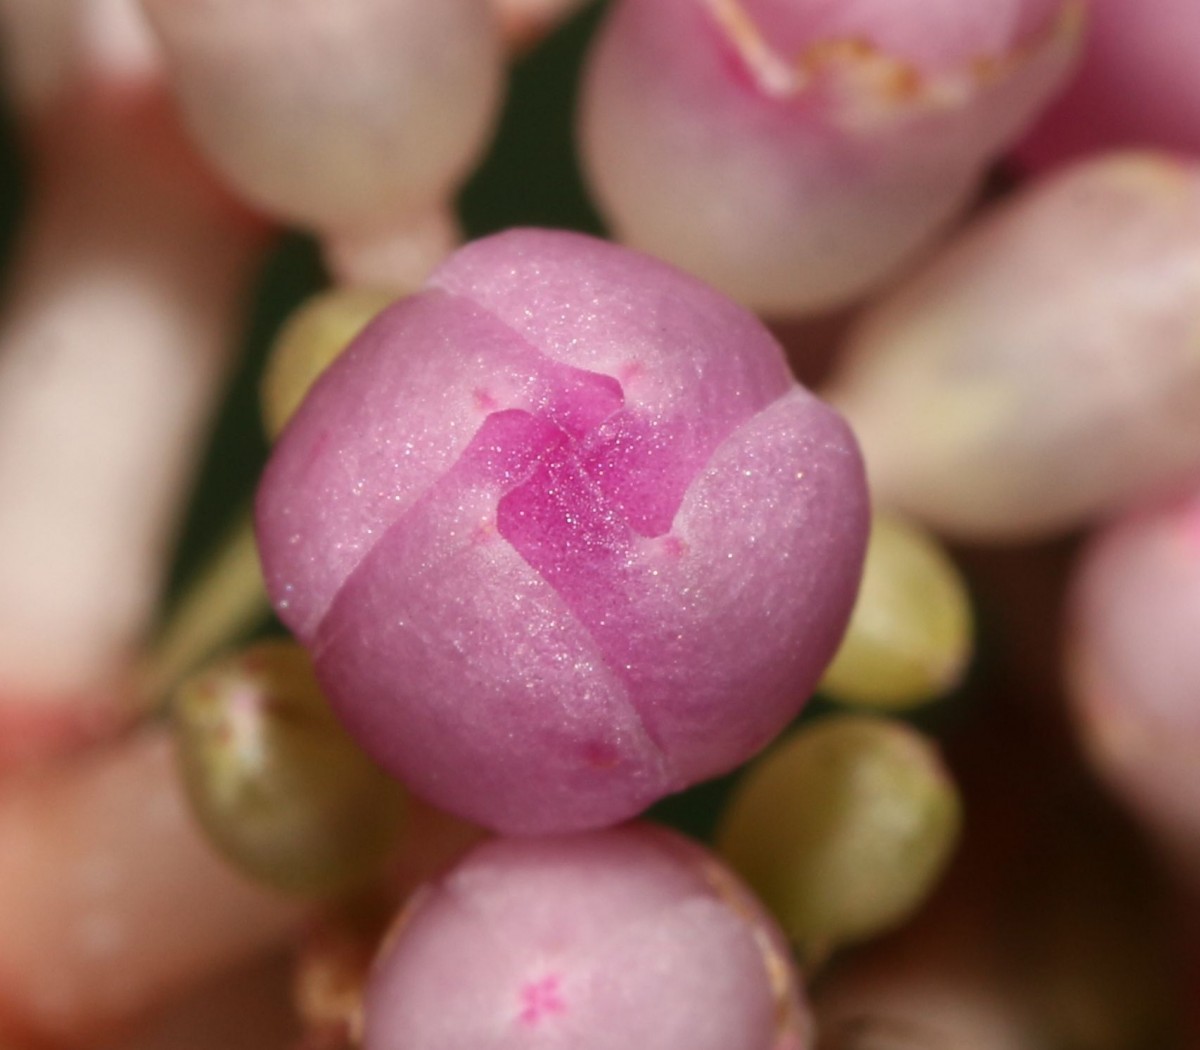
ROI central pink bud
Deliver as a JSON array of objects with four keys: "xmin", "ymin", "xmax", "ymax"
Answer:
[{"xmin": 256, "ymin": 230, "xmax": 868, "ymax": 834}]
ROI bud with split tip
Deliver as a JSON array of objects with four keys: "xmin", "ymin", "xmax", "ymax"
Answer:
[{"xmin": 256, "ymin": 228, "xmax": 870, "ymax": 835}]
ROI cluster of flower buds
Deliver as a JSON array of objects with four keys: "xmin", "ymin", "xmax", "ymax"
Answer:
[{"xmin": 0, "ymin": 1, "xmax": 1198, "ymax": 1049}]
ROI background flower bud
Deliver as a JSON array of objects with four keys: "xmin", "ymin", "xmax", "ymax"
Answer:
[
  {"xmin": 579, "ymin": 0, "xmax": 1081, "ymax": 316},
  {"xmin": 141, "ymin": 0, "xmax": 504, "ymax": 246},
  {"xmin": 829, "ymin": 153, "xmax": 1200, "ymax": 541},
  {"xmin": 256, "ymin": 229, "xmax": 869, "ymax": 834},
  {"xmin": 1067, "ymin": 482, "xmax": 1200, "ymax": 884},
  {"xmin": 363, "ymin": 826, "xmax": 809, "ymax": 1050},
  {"xmin": 1019, "ymin": 0, "xmax": 1200, "ymax": 171}
]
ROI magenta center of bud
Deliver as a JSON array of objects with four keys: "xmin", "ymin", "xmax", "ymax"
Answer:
[
  {"xmin": 455, "ymin": 362, "xmax": 692, "ymax": 636},
  {"xmin": 518, "ymin": 973, "xmax": 566, "ymax": 1026}
]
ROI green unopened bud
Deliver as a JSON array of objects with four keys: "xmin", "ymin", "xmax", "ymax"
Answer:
[
  {"xmin": 717, "ymin": 715, "xmax": 961, "ymax": 962},
  {"xmin": 172, "ymin": 641, "xmax": 406, "ymax": 896},
  {"xmin": 820, "ymin": 512, "xmax": 972, "ymax": 710}
]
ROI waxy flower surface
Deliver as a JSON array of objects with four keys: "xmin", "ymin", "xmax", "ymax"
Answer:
[
  {"xmin": 363, "ymin": 826, "xmax": 809, "ymax": 1050},
  {"xmin": 257, "ymin": 230, "xmax": 868, "ymax": 834}
]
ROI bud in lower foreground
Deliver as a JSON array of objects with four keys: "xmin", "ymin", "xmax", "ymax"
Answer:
[
  {"xmin": 819, "ymin": 512, "xmax": 973, "ymax": 711},
  {"xmin": 579, "ymin": 0, "xmax": 1081, "ymax": 316},
  {"xmin": 717, "ymin": 715, "xmax": 961, "ymax": 961},
  {"xmin": 829, "ymin": 152, "xmax": 1200, "ymax": 540},
  {"xmin": 172, "ymin": 642, "xmax": 407, "ymax": 897},
  {"xmin": 363, "ymin": 826, "xmax": 810, "ymax": 1050}
]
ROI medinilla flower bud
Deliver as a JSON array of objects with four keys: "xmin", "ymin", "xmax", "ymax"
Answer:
[
  {"xmin": 256, "ymin": 229, "xmax": 869, "ymax": 834},
  {"xmin": 1019, "ymin": 0, "xmax": 1200, "ymax": 171},
  {"xmin": 140, "ymin": 0, "xmax": 502, "ymax": 276},
  {"xmin": 1067, "ymin": 482, "xmax": 1200, "ymax": 883},
  {"xmin": 578, "ymin": 0, "xmax": 1081, "ymax": 317},
  {"xmin": 363, "ymin": 826, "xmax": 810, "ymax": 1050},
  {"xmin": 828, "ymin": 153, "xmax": 1200, "ymax": 541}
]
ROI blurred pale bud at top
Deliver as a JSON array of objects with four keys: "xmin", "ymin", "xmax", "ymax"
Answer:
[
  {"xmin": 0, "ymin": 0, "xmax": 160, "ymax": 115},
  {"xmin": 172, "ymin": 641, "xmax": 407, "ymax": 897},
  {"xmin": 829, "ymin": 153, "xmax": 1200, "ymax": 541},
  {"xmin": 578, "ymin": 0, "xmax": 1081, "ymax": 317},
  {"xmin": 140, "ymin": 0, "xmax": 504, "ymax": 240},
  {"xmin": 819, "ymin": 512, "xmax": 973, "ymax": 711},
  {"xmin": 261, "ymin": 287, "xmax": 396, "ymax": 439},
  {"xmin": 1067, "ymin": 482, "xmax": 1200, "ymax": 883},
  {"xmin": 717, "ymin": 715, "xmax": 961, "ymax": 962},
  {"xmin": 1019, "ymin": 0, "xmax": 1200, "ymax": 171}
]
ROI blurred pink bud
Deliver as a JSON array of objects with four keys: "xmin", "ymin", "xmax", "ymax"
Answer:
[
  {"xmin": 141, "ymin": 0, "xmax": 504, "ymax": 247},
  {"xmin": 256, "ymin": 229, "xmax": 868, "ymax": 834},
  {"xmin": 1019, "ymin": 0, "xmax": 1200, "ymax": 171},
  {"xmin": 0, "ymin": 79, "xmax": 267, "ymax": 765},
  {"xmin": 578, "ymin": 0, "xmax": 1081, "ymax": 316},
  {"xmin": 0, "ymin": 729, "xmax": 305, "ymax": 1048},
  {"xmin": 364, "ymin": 825, "xmax": 809, "ymax": 1050},
  {"xmin": 1067, "ymin": 482, "xmax": 1200, "ymax": 884},
  {"xmin": 829, "ymin": 153, "xmax": 1200, "ymax": 541}
]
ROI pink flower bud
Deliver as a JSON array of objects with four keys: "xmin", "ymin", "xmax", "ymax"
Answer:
[
  {"xmin": 829, "ymin": 153, "xmax": 1200, "ymax": 541},
  {"xmin": 1067, "ymin": 483, "xmax": 1200, "ymax": 883},
  {"xmin": 1019, "ymin": 0, "xmax": 1200, "ymax": 171},
  {"xmin": 578, "ymin": 0, "xmax": 1081, "ymax": 316},
  {"xmin": 363, "ymin": 825, "xmax": 809, "ymax": 1050},
  {"xmin": 256, "ymin": 229, "xmax": 868, "ymax": 834}
]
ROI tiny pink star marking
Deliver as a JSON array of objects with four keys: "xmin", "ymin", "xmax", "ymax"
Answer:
[{"xmin": 518, "ymin": 974, "xmax": 566, "ymax": 1026}]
